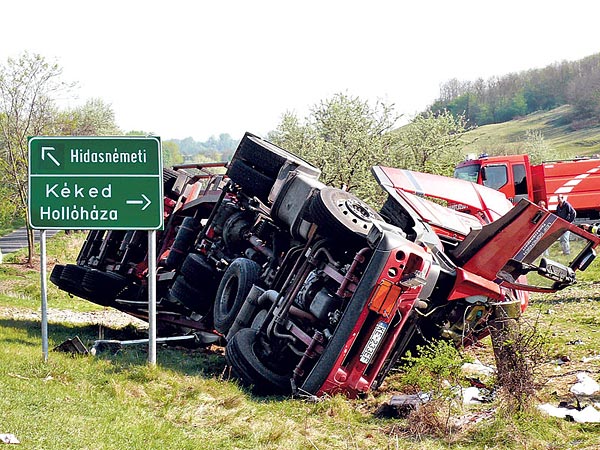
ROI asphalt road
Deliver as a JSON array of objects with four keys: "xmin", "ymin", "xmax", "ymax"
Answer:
[{"xmin": 0, "ymin": 228, "xmax": 59, "ymax": 255}]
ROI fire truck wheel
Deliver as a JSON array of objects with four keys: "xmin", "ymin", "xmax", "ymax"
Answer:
[
  {"xmin": 227, "ymin": 159, "xmax": 274, "ymax": 204},
  {"xmin": 50, "ymin": 264, "xmax": 64, "ymax": 286},
  {"xmin": 82, "ymin": 269, "xmax": 129, "ymax": 306},
  {"xmin": 59, "ymin": 264, "xmax": 90, "ymax": 291},
  {"xmin": 163, "ymin": 167, "xmax": 179, "ymax": 198},
  {"xmin": 169, "ymin": 275, "xmax": 212, "ymax": 314},
  {"xmin": 165, "ymin": 217, "xmax": 199, "ymax": 269},
  {"xmin": 213, "ymin": 258, "xmax": 262, "ymax": 335},
  {"xmin": 235, "ymin": 144, "xmax": 288, "ymax": 179},
  {"xmin": 225, "ymin": 328, "xmax": 291, "ymax": 395},
  {"xmin": 250, "ymin": 308, "xmax": 268, "ymax": 330},
  {"xmin": 309, "ymin": 187, "xmax": 383, "ymax": 242},
  {"xmin": 180, "ymin": 253, "xmax": 216, "ymax": 284}
]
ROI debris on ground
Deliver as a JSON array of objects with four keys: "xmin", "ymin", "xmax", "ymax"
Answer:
[
  {"xmin": 376, "ymin": 393, "xmax": 431, "ymax": 418},
  {"xmin": 582, "ymin": 354, "xmax": 600, "ymax": 363},
  {"xmin": 0, "ymin": 434, "xmax": 20, "ymax": 444},
  {"xmin": 461, "ymin": 359, "xmax": 495, "ymax": 377},
  {"xmin": 538, "ymin": 403, "xmax": 600, "ymax": 423},
  {"xmin": 53, "ymin": 336, "xmax": 88, "ymax": 355},
  {"xmin": 538, "ymin": 373, "xmax": 600, "ymax": 423},
  {"xmin": 451, "ymin": 408, "xmax": 496, "ymax": 427},
  {"xmin": 570, "ymin": 372, "xmax": 600, "ymax": 396},
  {"xmin": 462, "ymin": 386, "xmax": 494, "ymax": 404}
]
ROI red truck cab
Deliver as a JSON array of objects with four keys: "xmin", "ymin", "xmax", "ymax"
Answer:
[{"xmin": 455, "ymin": 153, "xmax": 600, "ymax": 221}]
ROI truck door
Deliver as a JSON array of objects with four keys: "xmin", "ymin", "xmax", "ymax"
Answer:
[
  {"xmin": 481, "ymin": 164, "xmax": 511, "ymax": 199},
  {"xmin": 512, "ymin": 163, "xmax": 529, "ymax": 203}
]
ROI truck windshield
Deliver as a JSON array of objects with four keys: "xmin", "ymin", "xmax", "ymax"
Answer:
[{"xmin": 454, "ymin": 164, "xmax": 480, "ymax": 183}]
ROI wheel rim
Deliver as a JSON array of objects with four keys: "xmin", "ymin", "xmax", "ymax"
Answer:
[
  {"xmin": 313, "ymin": 187, "xmax": 382, "ymax": 239},
  {"xmin": 338, "ymin": 197, "xmax": 376, "ymax": 230}
]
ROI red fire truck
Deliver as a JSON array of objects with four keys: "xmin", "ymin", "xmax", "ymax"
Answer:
[
  {"xmin": 454, "ymin": 154, "xmax": 600, "ymax": 222},
  {"xmin": 51, "ymin": 134, "xmax": 600, "ymax": 397}
]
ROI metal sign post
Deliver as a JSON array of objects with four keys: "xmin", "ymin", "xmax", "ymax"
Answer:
[
  {"xmin": 147, "ymin": 230, "xmax": 157, "ymax": 365},
  {"xmin": 28, "ymin": 136, "xmax": 163, "ymax": 364},
  {"xmin": 40, "ymin": 230, "xmax": 48, "ymax": 362}
]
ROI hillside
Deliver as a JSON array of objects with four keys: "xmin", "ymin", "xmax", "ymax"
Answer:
[{"xmin": 461, "ymin": 105, "xmax": 600, "ymax": 158}]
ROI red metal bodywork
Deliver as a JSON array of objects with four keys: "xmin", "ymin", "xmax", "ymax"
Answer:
[
  {"xmin": 455, "ymin": 154, "xmax": 600, "ymax": 220},
  {"xmin": 50, "ymin": 133, "xmax": 600, "ymax": 400}
]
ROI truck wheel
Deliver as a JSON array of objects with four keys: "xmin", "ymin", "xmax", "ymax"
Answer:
[
  {"xmin": 225, "ymin": 328, "xmax": 291, "ymax": 395},
  {"xmin": 163, "ymin": 167, "xmax": 179, "ymax": 198},
  {"xmin": 59, "ymin": 264, "xmax": 89, "ymax": 290},
  {"xmin": 227, "ymin": 159, "xmax": 274, "ymax": 204},
  {"xmin": 82, "ymin": 269, "xmax": 129, "ymax": 306},
  {"xmin": 213, "ymin": 258, "xmax": 262, "ymax": 335},
  {"xmin": 234, "ymin": 135, "xmax": 317, "ymax": 178},
  {"xmin": 235, "ymin": 144, "xmax": 288, "ymax": 179},
  {"xmin": 166, "ymin": 217, "xmax": 199, "ymax": 269},
  {"xmin": 180, "ymin": 253, "xmax": 217, "ymax": 284},
  {"xmin": 49, "ymin": 264, "xmax": 64, "ymax": 286},
  {"xmin": 309, "ymin": 187, "xmax": 382, "ymax": 242},
  {"xmin": 169, "ymin": 275, "xmax": 212, "ymax": 314}
]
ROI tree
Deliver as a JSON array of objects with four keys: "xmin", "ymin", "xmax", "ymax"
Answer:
[
  {"xmin": 55, "ymin": 98, "xmax": 121, "ymax": 136},
  {"xmin": 566, "ymin": 67, "xmax": 600, "ymax": 119},
  {"xmin": 269, "ymin": 93, "xmax": 401, "ymax": 204},
  {"xmin": 523, "ymin": 129, "xmax": 553, "ymax": 165},
  {"xmin": 0, "ymin": 52, "xmax": 74, "ymax": 263},
  {"xmin": 392, "ymin": 110, "xmax": 469, "ymax": 177},
  {"xmin": 162, "ymin": 140, "xmax": 183, "ymax": 167}
]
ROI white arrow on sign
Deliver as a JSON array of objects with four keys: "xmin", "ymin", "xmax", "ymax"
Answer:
[
  {"xmin": 126, "ymin": 194, "xmax": 152, "ymax": 211},
  {"xmin": 41, "ymin": 146, "xmax": 61, "ymax": 167}
]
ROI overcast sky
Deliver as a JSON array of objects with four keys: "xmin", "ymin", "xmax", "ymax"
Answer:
[{"xmin": 2, "ymin": 1, "xmax": 599, "ymax": 141}]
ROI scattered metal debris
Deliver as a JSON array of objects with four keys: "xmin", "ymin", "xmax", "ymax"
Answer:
[
  {"xmin": 538, "ymin": 403, "xmax": 600, "ymax": 423},
  {"xmin": 0, "ymin": 434, "xmax": 20, "ymax": 444},
  {"xmin": 570, "ymin": 372, "xmax": 600, "ymax": 396},
  {"xmin": 53, "ymin": 336, "xmax": 88, "ymax": 355},
  {"xmin": 91, "ymin": 334, "xmax": 198, "ymax": 355}
]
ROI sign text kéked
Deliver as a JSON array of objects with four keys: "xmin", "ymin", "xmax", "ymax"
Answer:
[{"xmin": 28, "ymin": 137, "xmax": 163, "ymax": 230}]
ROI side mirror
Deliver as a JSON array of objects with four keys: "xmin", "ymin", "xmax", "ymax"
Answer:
[
  {"xmin": 538, "ymin": 258, "xmax": 576, "ymax": 285},
  {"xmin": 480, "ymin": 167, "xmax": 487, "ymax": 182},
  {"xmin": 574, "ymin": 248, "xmax": 596, "ymax": 271}
]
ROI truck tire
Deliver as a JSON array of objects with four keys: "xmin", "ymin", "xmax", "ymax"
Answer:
[
  {"xmin": 225, "ymin": 328, "xmax": 291, "ymax": 395},
  {"xmin": 169, "ymin": 275, "xmax": 212, "ymax": 314},
  {"xmin": 50, "ymin": 265, "xmax": 64, "ymax": 286},
  {"xmin": 82, "ymin": 269, "xmax": 129, "ymax": 306},
  {"xmin": 180, "ymin": 253, "xmax": 216, "ymax": 284},
  {"xmin": 166, "ymin": 217, "xmax": 199, "ymax": 269},
  {"xmin": 59, "ymin": 264, "xmax": 89, "ymax": 290},
  {"xmin": 235, "ymin": 144, "xmax": 289, "ymax": 179},
  {"xmin": 213, "ymin": 258, "xmax": 262, "ymax": 335},
  {"xmin": 163, "ymin": 167, "xmax": 179, "ymax": 198},
  {"xmin": 309, "ymin": 187, "xmax": 382, "ymax": 242},
  {"xmin": 227, "ymin": 159, "xmax": 274, "ymax": 204}
]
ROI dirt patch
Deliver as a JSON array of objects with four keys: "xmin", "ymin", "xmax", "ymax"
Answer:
[{"xmin": 0, "ymin": 305, "xmax": 147, "ymax": 329}]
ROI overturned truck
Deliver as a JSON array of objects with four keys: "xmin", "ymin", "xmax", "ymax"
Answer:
[{"xmin": 51, "ymin": 132, "xmax": 600, "ymax": 397}]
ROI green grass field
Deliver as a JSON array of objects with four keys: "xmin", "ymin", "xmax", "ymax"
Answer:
[
  {"xmin": 1, "ymin": 232, "xmax": 599, "ymax": 449},
  {"xmin": 462, "ymin": 105, "xmax": 600, "ymax": 158}
]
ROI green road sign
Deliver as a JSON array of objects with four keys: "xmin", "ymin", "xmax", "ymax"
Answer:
[{"xmin": 28, "ymin": 136, "xmax": 163, "ymax": 230}]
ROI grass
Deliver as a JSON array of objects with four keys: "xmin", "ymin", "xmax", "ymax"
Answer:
[
  {"xmin": 462, "ymin": 105, "xmax": 600, "ymax": 158},
  {"xmin": 1, "ymin": 233, "xmax": 600, "ymax": 449}
]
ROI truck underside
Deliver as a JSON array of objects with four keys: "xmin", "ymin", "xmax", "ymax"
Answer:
[{"xmin": 51, "ymin": 133, "xmax": 600, "ymax": 397}]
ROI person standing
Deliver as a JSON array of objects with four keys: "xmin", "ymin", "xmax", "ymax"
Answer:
[{"xmin": 555, "ymin": 195, "xmax": 576, "ymax": 255}]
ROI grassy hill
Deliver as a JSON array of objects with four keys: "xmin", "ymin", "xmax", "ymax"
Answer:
[{"xmin": 460, "ymin": 105, "xmax": 600, "ymax": 159}]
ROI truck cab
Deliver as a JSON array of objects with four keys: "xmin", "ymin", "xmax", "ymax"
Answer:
[{"xmin": 454, "ymin": 154, "xmax": 532, "ymax": 205}]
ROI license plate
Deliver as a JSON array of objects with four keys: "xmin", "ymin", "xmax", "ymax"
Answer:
[{"xmin": 359, "ymin": 321, "xmax": 388, "ymax": 364}]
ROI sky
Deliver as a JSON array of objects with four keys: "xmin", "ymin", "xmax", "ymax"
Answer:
[{"xmin": 1, "ymin": 0, "xmax": 599, "ymax": 142}]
